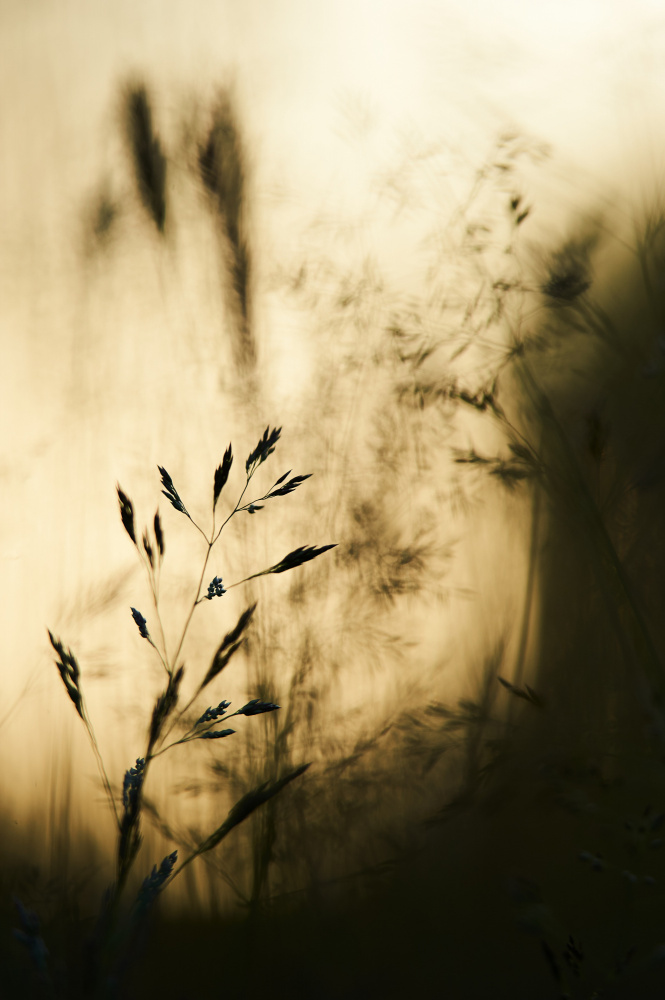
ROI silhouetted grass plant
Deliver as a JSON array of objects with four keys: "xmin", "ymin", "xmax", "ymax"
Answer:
[
  {"xmin": 11, "ymin": 427, "xmax": 334, "ymax": 997},
  {"xmin": 74, "ymin": 75, "xmax": 438, "ymax": 926}
]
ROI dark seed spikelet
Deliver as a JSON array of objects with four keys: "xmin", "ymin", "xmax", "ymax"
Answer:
[
  {"xmin": 196, "ymin": 701, "xmax": 231, "ymax": 726},
  {"xmin": 117, "ymin": 486, "xmax": 137, "ymax": 546},
  {"xmin": 206, "ymin": 576, "xmax": 226, "ymax": 600},
  {"xmin": 119, "ymin": 757, "xmax": 146, "ymax": 876},
  {"xmin": 123, "ymin": 82, "xmax": 167, "ymax": 233},
  {"xmin": 214, "ymin": 444, "xmax": 233, "ymax": 507},
  {"xmin": 200, "ymin": 604, "xmax": 257, "ymax": 690},
  {"xmin": 236, "ymin": 699, "xmax": 280, "ymax": 716},
  {"xmin": 246, "ymin": 426, "xmax": 281, "ymax": 476},
  {"xmin": 130, "ymin": 607, "xmax": 150, "ymax": 641},
  {"xmin": 149, "ymin": 666, "xmax": 184, "ymax": 752},
  {"xmin": 267, "ymin": 473, "xmax": 312, "ymax": 498},
  {"xmin": 48, "ymin": 631, "xmax": 84, "ymax": 720},
  {"xmin": 200, "ymin": 728, "xmax": 235, "ymax": 740},
  {"xmin": 122, "ymin": 758, "xmax": 146, "ymax": 814},
  {"xmin": 153, "ymin": 510, "xmax": 164, "ymax": 557},
  {"xmin": 259, "ymin": 543, "xmax": 337, "ymax": 577},
  {"xmin": 137, "ymin": 850, "xmax": 178, "ymax": 909},
  {"xmin": 158, "ymin": 466, "xmax": 190, "ymax": 517}
]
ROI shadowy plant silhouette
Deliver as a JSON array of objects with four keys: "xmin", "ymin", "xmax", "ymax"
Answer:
[{"xmin": 12, "ymin": 427, "xmax": 334, "ymax": 997}]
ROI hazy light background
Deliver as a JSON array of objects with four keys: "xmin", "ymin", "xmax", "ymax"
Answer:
[{"xmin": 1, "ymin": 0, "xmax": 665, "ymax": 879}]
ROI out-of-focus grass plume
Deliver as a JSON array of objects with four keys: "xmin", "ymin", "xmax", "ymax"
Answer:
[
  {"xmin": 123, "ymin": 82, "xmax": 167, "ymax": 234},
  {"xmin": 198, "ymin": 90, "xmax": 256, "ymax": 371}
]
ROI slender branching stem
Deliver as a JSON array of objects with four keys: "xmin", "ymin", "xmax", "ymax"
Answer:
[{"xmin": 83, "ymin": 714, "xmax": 121, "ymax": 830}]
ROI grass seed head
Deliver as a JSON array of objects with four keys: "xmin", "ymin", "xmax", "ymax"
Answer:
[
  {"xmin": 206, "ymin": 576, "xmax": 226, "ymax": 600},
  {"xmin": 117, "ymin": 486, "xmax": 137, "ymax": 546},
  {"xmin": 153, "ymin": 510, "xmax": 164, "ymax": 557},
  {"xmin": 48, "ymin": 630, "xmax": 85, "ymax": 720},
  {"xmin": 158, "ymin": 466, "xmax": 190, "ymax": 517},
  {"xmin": 213, "ymin": 444, "xmax": 233, "ymax": 507},
  {"xmin": 122, "ymin": 758, "xmax": 145, "ymax": 810},
  {"xmin": 196, "ymin": 701, "xmax": 231, "ymax": 726},
  {"xmin": 130, "ymin": 607, "xmax": 151, "ymax": 641},
  {"xmin": 245, "ymin": 426, "xmax": 282, "ymax": 476},
  {"xmin": 137, "ymin": 850, "xmax": 178, "ymax": 910},
  {"xmin": 237, "ymin": 699, "xmax": 280, "ymax": 716}
]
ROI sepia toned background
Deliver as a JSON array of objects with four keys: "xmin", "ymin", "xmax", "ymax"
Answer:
[{"xmin": 3, "ymin": 0, "xmax": 665, "ymax": 966}]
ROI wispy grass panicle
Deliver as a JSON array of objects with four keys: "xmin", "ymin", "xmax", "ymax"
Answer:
[{"xmin": 123, "ymin": 82, "xmax": 167, "ymax": 233}]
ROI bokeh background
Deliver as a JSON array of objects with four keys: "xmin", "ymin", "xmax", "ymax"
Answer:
[{"xmin": 4, "ymin": 1, "xmax": 665, "ymax": 996}]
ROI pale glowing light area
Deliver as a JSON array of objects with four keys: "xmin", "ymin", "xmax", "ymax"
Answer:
[
  {"xmin": 0, "ymin": 0, "xmax": 657, "ymax": 831},
  {"xmin": 3, "ymin": 2, "xmax": 665, "ymax": 995}
]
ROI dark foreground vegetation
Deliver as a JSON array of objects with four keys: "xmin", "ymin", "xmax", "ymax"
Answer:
[{"xmin": 4, "ymin": 79, "xmax": 665, "ymax": 998}]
